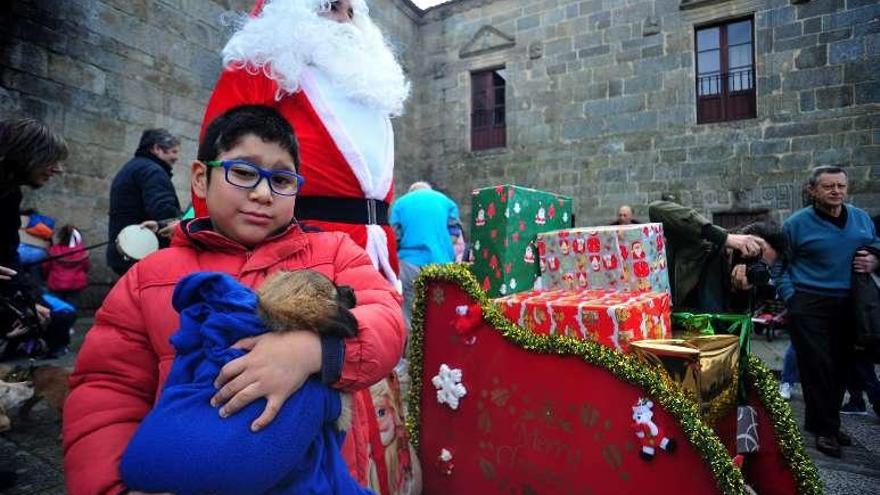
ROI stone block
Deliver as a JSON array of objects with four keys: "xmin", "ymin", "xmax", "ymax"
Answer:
[
  {"xmin": 813, "ymin": 148, "xmax": 851, "ymax": 165},
  {"xmin": 843, "ymin": 132, "xmax": 873, "ymax": 148},
  {"xmin": 844, "ymin": 58, "xmax": 880, "ymax": 84},
  {"xmin": 608, "ymin": 79, "xmax": 623, "ymax": 97},
  {"xmin": 642, "ymin": 44, "xmax": 663, "ymax": 58},
  {"xmin": 545, "ymin": 38, "xmax": 572, "ymax": 56},
  {"xmin": 826, "ymin": 4, "xmax": 880, "ymax": 30},
  {"xmin": 751, "ymin": 140, "xmax": 791, "ymax": 156},
  {"xmin": 778, "ymin": 152, "xmax": 813, "ymax": 171},
  {"xmin": 815, "ymin": 85, "xmax": 853, "ymax": 109},
  {"xmin": 623, "ymin": 74, "xmax": 661, "ymax": 95},
  {"xmin": 818, "ymin": 28, "xmax": 852, "ymax": 44},
  {"xmin": 791, "ymin": 135, "xmax": 832, "ymax": 151},
  {"xmin": 776, "ymin": 34, "xmax": 819, "ymax": 52},
  {"xmin": 756, "ymin": 28, "xmax": 774, "ymax": 55},
  {"xmin": 687, "ymin": 144, "xmax": 734, "ymax": 162},
  {"xmin": 775, "ymin": 22, "xmax": 803, "ymax": 41},
  {"xmin": 48, "ymin": 54, "xmax": 107, "ymax": 95},
  {"xmin": 800, "ymin": 89, "xmax": 817, "ymax": 111},
  {"xmin": 660, "ymin": 149, "xmax": 687, "ymax": 163},
  {"xmin": 605, "ymin": 111, "xmax": 658, "ymax": 134},
  {"xmin": 584, "ymin": 94, "xmax": 644, "ymax": 116},
  {"xmin": 795, "ymin": 0, "xmax": 845, "ymax": 20},
  {"xmin": 578, "ymin": 44, "xmax": 610, "ymax": 59},
  {"xmin": 615, "ymin": 49, "xmax": 643, "ymax": 64},
  {"xmin": 795, "ymin": 45, "xmax": 827, "ymax": 69},
  {"xmin": 1, "ymin": 39, "xmax": 49, "ymax": 77},
  {"xmin": 579, "ymin": 0, "xmax": 603, "ymax": 16},
  {"xmin": 829, "ymin": 39, "xmax": 864, "ymax": 65},
  {"xmin": 782, "ymin": 67, "xmax": 843, "ymax": 91},
  {"xmin": 561, "ymin": 119, "xmax": 605, "ymax": 141},
  {"xmin": 657, "ymin": 106, "xmax": 694, "ymax": 127},
  {"xmin": 765, "ymin": 122, "xmax": 821, "ymax": 139},
  {"xmin": 855, "ymin": 82, "xmax": 880, "ymax": 104},
  {"xmin": 804, "ymin": 17, "xmax": 822, "ymax": 35},
  {"xmin": 517, "ymin": 14, "xmax": 541, "ymax": 31},
  {"xmin": 853, "ymin": 146, "xmax": 880, "ymax": 165},
  {"xmin": 624, "ymin": 135, "xmax": 653, "ymax": 152}
]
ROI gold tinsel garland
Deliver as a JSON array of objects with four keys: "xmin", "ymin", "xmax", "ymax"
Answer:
[
  {"xmin": 405, "ymin": 264, "xmax": 748, "ymax": 495},
  {"xmin": 745, "ymin": 355, "xmax": 823, "ymax": 495}
]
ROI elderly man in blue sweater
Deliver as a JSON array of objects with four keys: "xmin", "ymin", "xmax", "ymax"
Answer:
[{"xmin": 777, "ymin": 166, "xmax": 880, "ymax": 458}]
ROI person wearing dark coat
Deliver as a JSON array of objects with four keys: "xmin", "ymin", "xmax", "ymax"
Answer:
[
  {"xmin": 107, "ymin": 129, "xmax": 182, "ymax": 275},
  {"xmin": 0, "ymin": 117, "xmax": 67, "ymax": 490}
]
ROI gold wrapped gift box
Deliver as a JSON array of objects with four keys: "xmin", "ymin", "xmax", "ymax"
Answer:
[{"xmin": 630, "ymin": 335, "xmax": 740, "ymax": 423}]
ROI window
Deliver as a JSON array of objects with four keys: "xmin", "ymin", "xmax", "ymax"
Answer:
[
  {"xmin": 471, "ymin": 68, "xmax": 506, "ymax": 150},
  {"xmin": 695, "ymin": 18, "xmax": 756, "ymax": 124}
]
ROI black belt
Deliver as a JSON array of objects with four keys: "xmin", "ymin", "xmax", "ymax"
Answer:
[{"xmin": 295, "ymin": 196, "xmax": 390, "ymax": 226}]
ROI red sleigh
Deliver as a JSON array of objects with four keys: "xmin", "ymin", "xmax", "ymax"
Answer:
[{"xmin": 406, "ymin": 265, "xmax": 821, "ymax": 495}]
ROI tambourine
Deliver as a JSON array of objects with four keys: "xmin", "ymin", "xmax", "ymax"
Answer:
[{"xmin": 115, "ymin": 224, "xmax": 159, "ymax": 261}]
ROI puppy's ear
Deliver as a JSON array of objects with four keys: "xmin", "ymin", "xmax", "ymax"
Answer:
[
  {"xmin": 322, "ymin": 306, "xmax": 360, "ymax": 338},
  {"xmin": 335, "ymin": 285, "xmax": 357, "ymax": 309}
]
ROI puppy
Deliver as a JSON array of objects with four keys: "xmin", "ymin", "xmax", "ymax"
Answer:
[
  {"xmin": 0, "ymin": 379, "xmax": 34, "ymax": 432},
  {"xmin": 19, "ymin": 365, "xmax": 71, "ymax": 420},
  {"xmin": 256, "ymin": 269, "xmax": 359, "ymax": 429},
  {"xmin": 257, "ymin": 270, "xmax": 358, "ymax": 338}
]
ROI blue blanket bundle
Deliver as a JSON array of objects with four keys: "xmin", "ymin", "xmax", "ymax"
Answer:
[{"xmin": 121, "ymin": 272, "xmax": 373, "ymax": 495}]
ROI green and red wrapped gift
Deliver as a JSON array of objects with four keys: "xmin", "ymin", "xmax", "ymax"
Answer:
[
  {"xmin": 469, "ymin": 185, "xmax": 572, "ymax": 298},
  {"xmin": 495, "ymin": 288, "xmax": 671, "ymax": 352},
  {"xmin": 536, "ymin": 223, "xmax": 670, "ymax": 294}
]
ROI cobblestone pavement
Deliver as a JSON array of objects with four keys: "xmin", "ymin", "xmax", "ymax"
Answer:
[{"xmin": 1, "ymin": 320, "xmax": 879, "ymax": 494}]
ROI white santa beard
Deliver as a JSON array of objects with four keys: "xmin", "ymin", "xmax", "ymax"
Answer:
[{"xmin": 222, "ymin": 0, "xmax": 409, "ymax": 116}]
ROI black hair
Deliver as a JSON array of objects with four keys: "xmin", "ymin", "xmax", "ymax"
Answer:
[
  {"xmin": 56, "ymin": 224, "xmax": 77, "ymax": 246},
  {"xmin": 197, "ymin": 105, "xmax": 300, "ymax": 172},
  {"xmin": 739, "ymin": 221, "xmax": 788, "ymax": 261},
  {"xmin": 136, "ymin": 128, "xmax": 180, "ymax": 154},
  {"xmin": 0, "ymin": 118, "xmax": 68, "ymax": 185},
  {"xmin": 808, "ymin": 165, "xmax": 847, "ymax": 187}
]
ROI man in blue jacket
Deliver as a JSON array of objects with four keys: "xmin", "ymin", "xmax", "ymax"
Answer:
[
  {"xmin": 107, "ymin": 129, "xmax": 182, "ymax": 275},
  {"xmin": 777, "ymin": 165, "xmax": 880, "ymax": 458}
]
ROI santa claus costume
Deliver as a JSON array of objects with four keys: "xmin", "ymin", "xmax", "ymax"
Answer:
[
  {"xmin": 197, "ymin": 1, "xmax": 417, "ymax": 493},
  {"xmin": 197, "ymin": 0, "xmax": 409, "ymax": 291}
]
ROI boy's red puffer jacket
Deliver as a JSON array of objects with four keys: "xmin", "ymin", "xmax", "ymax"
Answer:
[
  {"xmin": 63, "ymin": 220, "xmax": 406, "ymax": 495},
  {"xmin": 43, "ymin": 244, "xmax": 90, "ymax": 292}
]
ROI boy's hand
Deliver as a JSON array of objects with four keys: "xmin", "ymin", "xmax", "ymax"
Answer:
[{"xmin": 211, "ymin": 331, "xmax": 322, "ymax": 432}]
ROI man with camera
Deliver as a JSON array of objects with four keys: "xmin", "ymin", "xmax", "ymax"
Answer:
[
  {"xmin": 648, "ymin": 199, "xmax": 784, "ymax": 313},
  {"xmin": 776, "ymin": 166, "xmax": 879, "ymax": 458}
]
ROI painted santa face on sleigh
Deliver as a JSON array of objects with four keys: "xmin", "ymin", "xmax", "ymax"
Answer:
[{"xmin": 193, "ymin": 134, "xmax": 298, "ymax": 248}]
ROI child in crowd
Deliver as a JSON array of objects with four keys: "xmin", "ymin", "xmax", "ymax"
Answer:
[
  {"xmin": 63, "ymin": 105, "xmax": 406, "ymax": 495},
  {"xmin": 43, "ymin": 225, "xmax": 90, "ymax": 306}
]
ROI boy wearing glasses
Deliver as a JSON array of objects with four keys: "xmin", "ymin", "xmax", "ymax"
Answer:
[{"xmin": 63, "ymin": 106, "xmax": 405, "ymax": 495}]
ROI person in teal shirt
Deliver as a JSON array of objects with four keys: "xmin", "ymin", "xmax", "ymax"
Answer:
[{"xmin": 391, "ymin": 182, "xmax": 460, "ymax": 326}]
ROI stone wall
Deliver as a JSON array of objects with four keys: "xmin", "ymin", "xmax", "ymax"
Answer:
[
  {"xmin": 0, "ymin": 0, "xmax": 421, "ymax": 307},
  {"xmin": 3, "ymin": 0, "xmax": 879, "ymax": 305},
  {"xmin": 411, "ymin": 0, "xmax": 880, "ymax": 227}
]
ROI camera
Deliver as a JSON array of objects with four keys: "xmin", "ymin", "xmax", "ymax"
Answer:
[
  {"xmin": 734, "ymin": 251, "xmax": 771, "ymax": 287},
  {"xmin": 745, "ymin": 259, "xmax": 771, "ymax": 286}
]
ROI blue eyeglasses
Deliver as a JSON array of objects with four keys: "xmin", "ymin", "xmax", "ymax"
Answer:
[{"xmin": 206, "ymin": 159, "xmax": 304, "ymax": 196}]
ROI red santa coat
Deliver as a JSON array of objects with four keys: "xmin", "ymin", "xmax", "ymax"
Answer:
[{"xmin": 197, "ymin": 67, "xmax": 400, "ymax": 286}]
